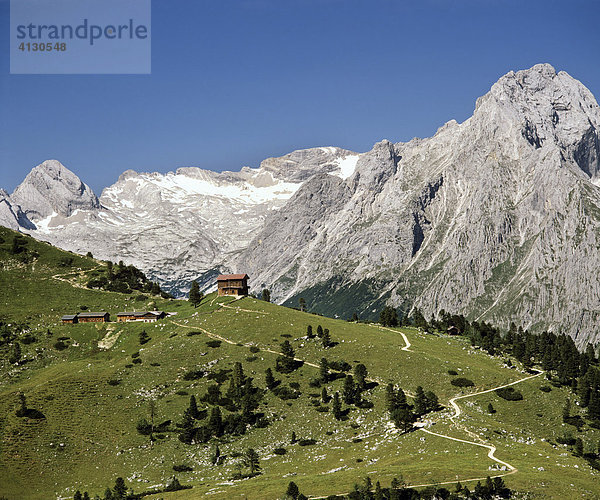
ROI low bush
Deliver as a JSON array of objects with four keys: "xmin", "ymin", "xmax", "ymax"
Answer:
[
  {"xmin": 298, "ymin": 439, "xmax": 317, "ymax": 446},
  {"xmin": 249, "ymin": 345, "xmax": 260, "ymax": 353},
  {"xmin": 329, "ymin": 360, "xmax": 352, "ymax": 372},
  {"xmin": 53, "ymin": 340, "xmax": 68, "ymax": 351},
  {"xmin": 107, "ymin": 379, "xmax": 120, "ymax": 386},
  {"xmin": 173, "ymin": 464, "xmax": 193, "ymax": 472},
  {"xmin": 451, "ymin": 377, "xmax": 474, "ymax": 387},
  {"xmin": 539, "ymin": 385, "xmax": 552, "ymax": 392},
  {"xmin": 495, "ymin": 387, "xmax": 523, "ymax": 401},
  {"xmin": 183, "ymin": 369, "xmax": 205, "ymax": 381},
  {"xmin": 273, "ymin": 447, "xmax": 287, "ymax": 455},
  {"xmin": 245, "ymin": 356, "xmax": 258, "ymax": 362},
  {"xmin": 132, "ymin": 358, "xmax": 142, "ymax": 364},
  {"xmin": 206, "ymin": 340, "xmax": 222, "ymax": 348},
  {"xmin": 447, "ymin": 369, "xmax": 458, "ymax": 376}
]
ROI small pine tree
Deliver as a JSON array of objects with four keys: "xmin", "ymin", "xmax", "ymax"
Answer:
[
  {"xmin": 424, "ymin": 390, "xmax": 439, "ymax": 413},
  {"xmin": 286, "ymin": 481, "xmax": 300, "ymax": 499},
  {"xmin": 298, "ymin": 297, "xmax": 306, "ymax": 312},
  {"xmin": 343, "ymin": 375, "xmax": 356, "ymax": 405},
  {"xmin": 265, "ymin": 367, "xmax": 276, "ymax": 389},
  {"xmin": 112, "ymin": 477, "xmax": 127, "ymax": 500},
  {"xmin": 306, "ymin": 325, "xmax": 314, "ymax": 338},
  {"xmin": 374, "ymin": 481, "xmax": 383, "ymax": 500},
  {"xmin": 354, "ymin": 364, "xmax": 367, "ymax": 390},
  {"xmin": 74, "ymin": 490, "xmax": 83, "ymax": 500},
  {"xmin": 208, "ymin": 407, "xmax": 223, "ymax": 436},
  {"xmin": 487, "ymin": 403, "xmax": 495, "ymax": 414},
  {"xmin": 104, "ymin": 487, "xmax": 113, "ymax": 500},
  {"xmin": 322, "ymin": 329, "xmax": 331, "ymax": 348},
  {"xmin": 320, "ymin": 358, "xmax": 329, "ymax": 382},
  {"xmin": 189, "ymin": 280, "xmax": 202, "ymax": 308},
  {"xmin": 82, "ymin": 492, "xmax": 90, "ymax": 500},
  {"xmin": 244, "ymin": 448, "xmax": 260, "ymax": 474},
  {"xmin": 321, "ymin": 386, "xmax": 329, "ymax": 403},
  {"xmin": 574, "ymin": 438, "xmax": 584, "ymax": 457},
  {"xmin": 281, "ymin": 340, "xmax": 295, "ymax": 358},
  {"xmin": 189, "ymin": 395, "xmax": 199, "ymax": 419},
  {"xmin": 351, "ymin": 312, "xmax": 359, "ymax": 322},
  {"xmin": 316, "ymin": 325, "xmax": 324, "ymax": 338},
  {"xmin": 332, "ymin": 392, "xmax": 342, "ymax": 420},
  {"xmin": 413, "ymin": 386, "xmax": 427, "ymax": 417},
  {"xmin": 262, "ymin": 289, "xmax": 271, "ymax": 302},
  {"xmin": 291, "ymin": 431, "xmax": 297, "ymax": 444}
]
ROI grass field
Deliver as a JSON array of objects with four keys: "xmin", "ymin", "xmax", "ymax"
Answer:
[{"xmin": 0, "ymin": 227, "xmax": 599, "ymax": 499}]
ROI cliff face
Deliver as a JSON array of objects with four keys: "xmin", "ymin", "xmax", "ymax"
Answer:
[{"xmin": 236, "ymin": 64, "xmax": 600, "ymax": 346}]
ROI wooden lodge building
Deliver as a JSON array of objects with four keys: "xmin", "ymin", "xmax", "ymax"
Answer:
[
  {"xmin": 217, "ymin": 274, "xmax": 249, "ymax": 297},
  {"xmin": 76, "ymin": 312, "xmax": 110, "ymax": 323},
  {"xmin": 61, "ymin": 314, "xmax": 79, "ymax": 324},
  {"xmin": 117, "ymin": 311, "xmax": 166, "ymax": 323}
]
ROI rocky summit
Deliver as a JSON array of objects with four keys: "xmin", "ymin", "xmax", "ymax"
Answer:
[{"xmin": 3, "ymin": 64, "xmax": 600, "ymax": 346}]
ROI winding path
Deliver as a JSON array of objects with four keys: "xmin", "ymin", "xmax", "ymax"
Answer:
[{"xmin": 172, "ymin": 310, "xmax": 543, "ymax": 497}]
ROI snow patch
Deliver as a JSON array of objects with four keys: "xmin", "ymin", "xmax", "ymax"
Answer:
[{"xmin": 332, "ymin": 155, "xmax": 360, "ymax": 180}]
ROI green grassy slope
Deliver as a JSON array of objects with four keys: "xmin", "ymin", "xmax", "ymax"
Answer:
[{"xmin": 0, "ymin": 227, "xmax": 599, "ymax": 499}]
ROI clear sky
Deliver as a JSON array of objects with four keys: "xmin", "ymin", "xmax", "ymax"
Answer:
[{"xmin": 1, "ymin": 0, "xmax": 600, "ymax": 194}]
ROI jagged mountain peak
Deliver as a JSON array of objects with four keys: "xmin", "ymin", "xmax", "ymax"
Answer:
[{"xmin": 11, "ymin": 160, "xmax": 99, "ymax": 221}]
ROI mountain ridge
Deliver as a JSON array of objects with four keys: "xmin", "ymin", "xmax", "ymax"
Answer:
[{"xmin": 3, "ymin": 63, "xmax": 600, "ymax": 346}]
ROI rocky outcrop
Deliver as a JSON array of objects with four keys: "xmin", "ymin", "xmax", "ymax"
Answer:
[
  {"xmin": 3, "ymin": 148, "xmax": 357, "ymax": 295},
  {"xmin": 0, "ymin": 189, "xmax": 35, "ymax": 231},
  {"xmin": 11, "ymin": 160, "xmax": 99, "ymax": 220},
  {"xmin": 237, "ymin": 64, "xmax": 600, "ymax": 347}
]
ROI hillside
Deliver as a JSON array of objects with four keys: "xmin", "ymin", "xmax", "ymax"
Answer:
[{"xmin": 0, "ymin": 227, "xmax": 599, "ymax": 499}]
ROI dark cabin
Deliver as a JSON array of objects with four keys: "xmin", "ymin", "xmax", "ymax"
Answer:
[
  {"xmin": 61, "ymin": 314, "xmax": 78, "ymax": 324},
  {"xmin": 217, "ymin": 274, "xmax": 249, "ymax": 297},
  {"xmin": 77, "ymin": 312, "xmax": 110, "ymax": 323}
]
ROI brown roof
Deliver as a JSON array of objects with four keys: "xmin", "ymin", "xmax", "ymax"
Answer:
[
  {"xmin": 78, "ymin": 312, "xmax": 109, "ymax": 318},
  {"xmin": 217, "ymin": 274, "xmax": 249, "ymax": 281}
]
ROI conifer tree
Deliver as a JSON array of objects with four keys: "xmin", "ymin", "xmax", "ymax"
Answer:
[
  {"xmin": 104, "ymin": 487, "xmax": 113, "ymax": 500},
  {"xmin": 291, "ymin": 431, "xmax": 297, "ymax": 444},
  {"xmin": 321, "ymin": 329, "xmax": 331, "ymax": 348},
  {"xmin": 343, "ymin": 375, "xmax": 356, "ymax": 404},
  {"xmin": 285, "ymin": 481, "xmax": 300, "ymax": 499},
  {"xmin": 211, "ymin": 444, "xmax": 221, "ymax": 465},
  {"xmin": 74, "ymin": 491, "xmax": 82, "ymax": 500},
  {"xmin": 424, "ymin": 390, "xmax": 439, "ymax": 413},
  {"xmin": 189, "ymin": 280, "xmax": 202, "ymax": 308},
  {"xmin": 321, "ymin": 386, "xmax": 328, "ymax": 403},
  {"xmin": 354, "ymin": 364, "xmax": 367, "ymax": 390},
  {"xmin": 320, "ymin": 358, "xmax": 329, "ymax": 382},
  {"xmin": 265, "ymin": 367, "xmax": 276, "ymax": 390},
  {"xmin": 306, "ymin": 325, "xmax": 314, "ymax": 338},
  {"xmin": 281, "ymin": 340, "xmax": 295, "ymax": 358},
  {"xmin": 244, "ymin": 448, "xmax": 260, "ymax": 474},
  {"xmin": 316, "ymin": 325, "xmax": 324, "ymax": 338},
  {"xmin": 487, "ymin": 402, "xmax": 495, "ymax": 414},
  {"xmin": 332, "ymin": 392, "xmax": 342, "ymax": 420},
  {"xmin": 189, "ymin": 395, "xmax": 199, "ymax": 419},
  {"xmin": 113, "ymin": 477, "xmax": 127, "ymax": 500},
  {"xmin": 261, "ymin": 289, "xmax": 271, "ymax": 302},
  {"xmin": 208, "ymin": 407, "xmax": 223, "ymax": 436},
  {"xmin": 413, "ymin": 386, "xmax": 427, "ymax": 417},
  {"xmin": 9, "ymin": 341, "xmax": 21, "ymax": 364}
]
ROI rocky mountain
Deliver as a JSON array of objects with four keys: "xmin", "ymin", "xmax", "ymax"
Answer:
[
  {"xmin": 3, "ymin": 63, "xmax": 600, "ymax": 346},
  {"xmin": 4, "ymin": 147, "xmax": 357, "ymax": 293},
  {"xmin": 237, "ymin": 63, "xmax": 600, "ymax": 347}
]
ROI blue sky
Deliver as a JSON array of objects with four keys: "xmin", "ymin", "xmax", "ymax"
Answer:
[{"xmin": 1, "ymin": 0, "xmax": 600, "ymax": 194}]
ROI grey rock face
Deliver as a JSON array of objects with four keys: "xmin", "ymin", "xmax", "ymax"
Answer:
[
  {"xmin": 237, "ymin": 64, "xmax": 600, "ymax": 347},
  {"xmin": 0, "ymin": 189, "xmax": 36, "ymax": 231},
  {"xmin": 6, "ymin": 147, "xmax": 356, "ymax": 295},
  {"xmin": 10, "ymin": 160, "xmax": 99, "ymax": 220}
]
